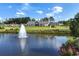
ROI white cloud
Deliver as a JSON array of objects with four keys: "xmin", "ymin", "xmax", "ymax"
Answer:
[
  {"xmin": 46, "ymin": 13, "xmax": 53, "ymax": 17},
  {"xmin": 46, "ymin": 6, "xmax": 63, "ymax": 17},
  {"xmin": 16, "ymin": 12, "xmax": 25, "ymax": 15},
  {"xmin": 36, "ymin": 10, "xmax": 43, "ymax": 14},
  {"xmin": 53, "ymin": 6, "xmax": 63, "ymax": 14},
  {"xmin": 15, "ymin": 3, "xmax": 31, "ymax": 17},
  {"xmin": 8, "ymin": 5, "xmax": 12, "ymax": 8},
  {"xmin": 16, "ymin": 10, "xmax": 25, "ymax": 17}
]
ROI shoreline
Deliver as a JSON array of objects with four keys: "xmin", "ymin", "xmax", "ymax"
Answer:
[{"xmin": 0, "ymin": 30, "xmax": 71, "ymax": 36}]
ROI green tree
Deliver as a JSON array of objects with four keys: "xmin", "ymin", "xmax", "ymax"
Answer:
[
  {"xmin": 31, "ymin": 18, "xmax": 36, "ymax": 21},
  {"xmin": 4, "ymin": 17, "xmax": 31, "ymax": 24},
  {"xmin": 48, "ymin": 16, "xmax": 54, "ymax": 21},
  {"xmin": 70, "ymin": 13, "xmax": 79, "ymax": 37},
  {"xmin": 40, "ymin": 16, "xmax": 54, "ymax": 21},
  {"xmin": 41, "ymin": 17, "xmax": 49, "ymax": 21},
  {"xmin": 58, "ymin": 20, "xmax": 71, "ymax": 26}
]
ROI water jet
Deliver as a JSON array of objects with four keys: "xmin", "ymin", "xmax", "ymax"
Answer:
[{"xmin": 18, "ymin": 24, "xmax": 27, "ymax": 38}]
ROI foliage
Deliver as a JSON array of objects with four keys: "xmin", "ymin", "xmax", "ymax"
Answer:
[
  {"xmin": 31, "ymin": 18, "xmax": 36, "ymax": 21},
  {"xmin": 3, "ymin": 16, "xmax": 55, "ymax": 24},
  {"xmin": 58, "ymin": 20, "xmax": 71, "ymax": 26},
  {"xmin": 60, "ymin": 37, "xmax": 79, "ymax": 56},
  {"xmin": 0, "ymin": 26, "xmax": 4, "ymax": 29},
  {"xmin": 40, "ymin": 17, "xmax": 49, "ymax": 21},
  {"xmin": 48, "ymin": 16, "xmax": 54, "ymax": 21},
  {"xmin": 4, "ymin": 17, "xmax": 31, "ymax": 24},
  {"xmin": 69, "ymin": 13, "xmax": 79, "ymax": 37},
  {"xmin": 40, "ymin": 16, "xmax": 54, "ymax": 21}
]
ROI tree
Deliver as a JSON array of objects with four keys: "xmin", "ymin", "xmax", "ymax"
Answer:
[
  {"xmin": 69, "ymin": 13, "xmax": 79, "ymax": 37},
  {"xmin": 31, "ymin": 18, "xmax": 36, "ymax": 21},
  {"xmin": 48, "ymin": 16, "xmax": 54, "ymax": 21},
  {"xmin": 4, "ymin": 17, "xmax": 31, "ymax": 24},
  {"xmin": 40, "ymin": 16, "xmax": 54, "ymax": 21},
  {"xmin": 41, "ymin": 17, "xmax": 49, "ymax": 21},
  {"xmin": 58, "ymin": 20, "xmax": 71, "ymax": 26}
]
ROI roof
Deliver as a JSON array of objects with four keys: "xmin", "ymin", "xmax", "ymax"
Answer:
[{"xmin": 27, "ymin": 21, "xmax": 35, "ymax": 24}]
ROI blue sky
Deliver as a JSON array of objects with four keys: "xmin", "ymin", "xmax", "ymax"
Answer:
[{"xmin": 0, "ymin": 3, "xmax": 79, "ymax": 21}]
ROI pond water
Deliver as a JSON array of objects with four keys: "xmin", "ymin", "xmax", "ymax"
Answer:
[{"xmin": 0, "ymin": 34, "xmax": 68, "ymax": 56}]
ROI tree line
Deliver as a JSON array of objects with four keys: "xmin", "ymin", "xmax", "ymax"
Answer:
[
  {"xmin": 4, "ymin": 17, "xmax": 31, "ymax": 24},
  {"xmin": 3, "ymin": 16, "xmax": 54, "ymax": 24}
]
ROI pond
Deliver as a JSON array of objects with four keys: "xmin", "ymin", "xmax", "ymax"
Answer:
[{"xmin": 0, "ymin": 34, "xmax": 68, "ymax": 56}]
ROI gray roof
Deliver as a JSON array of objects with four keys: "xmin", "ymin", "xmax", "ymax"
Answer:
[
  {"xmin": 27, "ymin": 21, "xmax": 35, "ymax": 24},
  {"xmin": 27, "ymin": 21, "xmax": 58, "ymax": 26}
]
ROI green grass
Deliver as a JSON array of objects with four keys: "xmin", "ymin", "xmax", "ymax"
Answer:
[
  {"xmin": 25, "ymin": 26, "xmax": 70, "ymax": 34},
  {"xmin": 0, "ymin": 25, "xmax": 70, "ymax": 35},
  {"xmin": 26, "ymin": 26, "xmax": 69, "ymax": 31},
  {"xmin": 67, "ymin": 36, "xmax": 75, "ymax": 43}
]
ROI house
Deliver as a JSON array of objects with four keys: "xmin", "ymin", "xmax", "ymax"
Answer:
[
  {"xmin": 35, "ymin": 21, "xmax": 39, "ymax": 26},
  {"xmin": 58, "ymin": 22, "xmax": 64, "ymax": 26},
  {"xmin": 48, "ymin": 21, "xmax": 59, "ymax": 26},
  {"xmin": 26, "ymin": 21, "xmax": 35, "ymax": 26},
  {"xmin": 58, "ymin": 23, "xmax": 63, "ymax": 26},
  {"xmin": 26, "ymin": 20, "xmax": 58, "ymax": 26},
  {"xmin": 27, "ymin": 21, "xmax": 39, "ymax": 26},
  {"xmin": 39, "ymin": 21, "xmax": 49, "ymax": 26}
]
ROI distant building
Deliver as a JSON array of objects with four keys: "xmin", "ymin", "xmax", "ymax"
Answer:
[
  {"xmin": 48, "ymin": 21, "xmax": 58, "ymax": 26},
  {"xmin": 58, "ymin": 22, "xmax": 64, "ymax": 26},
  {"xmin": 26, "ymin": 21, "xmax": 35, "ymax": 26},
  {"xmin": 39, "ymin": 21, "xmax": 48, "ymax": 26},
  {"xmin": 26, "ymin": 20, "xmax": 59, "ymax": 26},
  {"xmin": 35, "ymin": 21, "xmax": 39, "ymax": 26},
  {"xmin": 58, "ymin": 23, "xmax": 63, "ymax": 25}
]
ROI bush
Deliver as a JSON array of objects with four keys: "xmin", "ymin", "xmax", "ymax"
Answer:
[
  {"xmin": 0, "ymin": 26, "xmax": 4, "ymax": 29},
  {"xmin": 10, "ymin": 28, "xmax": 13, "ymax": 30},
  {"xmin": 51, "ymin": 25, "xmax": 55, "ymax": 28}
]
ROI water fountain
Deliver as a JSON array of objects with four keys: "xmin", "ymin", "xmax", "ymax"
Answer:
[
  {"xmin": 18, "ymin": 24, "xmax": 28, "ymax": 55},
  {"xmin": 18, "ymin": 24, "xmax": 27, "ymax": 38}
]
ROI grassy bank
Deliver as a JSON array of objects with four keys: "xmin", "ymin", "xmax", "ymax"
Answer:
[
  {"xmin": 0, "ymin": 25, "xmax": 71, "ymax": 35},
  {"xmin": 26, "ymin": 26, "xmax": 70, "ymax": 35}
]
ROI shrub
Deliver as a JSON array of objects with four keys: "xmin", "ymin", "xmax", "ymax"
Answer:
[
  {"xmin": 51, "ymin": 25, "xmax": 55, "ymax": 28},
  {"xmin": 0, "ymin": 26, "xmax": 4, "ymax": 29},
  {"xmin": 10, "ymin": 28, "xmax": 13, "ymax": 30}
]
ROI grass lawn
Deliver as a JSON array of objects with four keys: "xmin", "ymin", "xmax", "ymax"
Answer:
[
  {"xmin": 26, "ymin": 26, "xmax": 69, "ymax": 31},
  {"xmin": 26, "ymin": 26, "xmax": 70, "ymax": 34},
  {"xmin": 0, "ymin": 25, "xmax": 70, "ymax": 35}
]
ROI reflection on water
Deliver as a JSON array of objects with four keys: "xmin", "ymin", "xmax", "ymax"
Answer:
[
  {"xmin": 19, "ymin": 38, "xmax": 26, "ymax": 52},
  {"xmin": 0, "ymin": 34, "xmax": 68, "ymax": 56}
]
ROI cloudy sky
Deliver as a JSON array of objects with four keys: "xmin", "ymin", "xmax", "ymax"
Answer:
[{"xmin": 0, "ymin": 3, "xmax": 79, "ymax": 21}]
